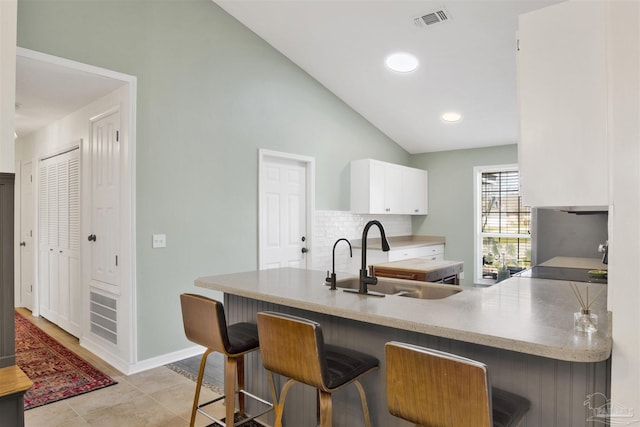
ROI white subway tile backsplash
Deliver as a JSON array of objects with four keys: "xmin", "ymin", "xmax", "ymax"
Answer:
[{"xmin": 311, "ymin": 210, "xmax": 411, "ymax": 274}]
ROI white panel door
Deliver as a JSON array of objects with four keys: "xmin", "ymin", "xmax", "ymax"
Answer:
[
  {"xmin": 20, "ymin": 161, "xmax": 34, "ymax": 310},
  {"xmin": 89, "ymin": 111, "xmax": 120, "ymax": 291},
  {"xmin": 260, "ymin": 156, "xmax": 308, "ymax": 269}
]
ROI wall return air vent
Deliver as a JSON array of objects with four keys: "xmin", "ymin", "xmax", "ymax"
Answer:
[{"xmin": 413, "ymin": 8, "xmax": 451, "ymax": 28}]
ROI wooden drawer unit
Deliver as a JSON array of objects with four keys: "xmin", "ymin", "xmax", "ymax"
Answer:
[{"xmin": 371, "ymin": 260, "xmax": 463, "ymax": 285}]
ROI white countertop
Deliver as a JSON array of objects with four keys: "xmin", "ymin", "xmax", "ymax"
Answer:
[
  {"xmin": 539, "ymin": 256, "xmax": 607, "ymax": 270},
  {"xmin": 195, "ymin": 268, "xmax": 611, "ymax": 363}
]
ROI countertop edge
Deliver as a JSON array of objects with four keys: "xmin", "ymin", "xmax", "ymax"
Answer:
[{"xmin": 195, "ymin": 273, "xmax": 612, "ymax": 363}]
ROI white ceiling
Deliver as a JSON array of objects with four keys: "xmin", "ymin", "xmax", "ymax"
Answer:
[
  {"xmin": 215, "ymin": 0, "xmax": 561, "ymax": 153},
  {"xmin": 15, "ymin": 53, "xmax": 125, "ymax": 138}
]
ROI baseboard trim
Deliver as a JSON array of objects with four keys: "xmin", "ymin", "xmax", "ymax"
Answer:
[
  {"xmin": 81, "ymin": 336, "xmax": 205, "ymax": 376},
  {"xmin": 127, "ymin": 345, "xmax": 205, "ymax": 375}
]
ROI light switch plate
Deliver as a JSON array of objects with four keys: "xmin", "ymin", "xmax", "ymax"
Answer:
[{"xmin": 152, "ymin": 234, "xmax": 166, "ymax": 248}]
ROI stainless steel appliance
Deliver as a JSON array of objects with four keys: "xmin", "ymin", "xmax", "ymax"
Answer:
[{"xmin": 531, "ymin": 208, "xmax": 608, "ymax": 265}]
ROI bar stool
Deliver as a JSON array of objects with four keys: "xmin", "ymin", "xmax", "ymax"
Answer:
[
  {"xmin": 180, "ymin": 293, "xmax": 272, "ymax": 427},
  {"xmin": 385, "ymin": 341, "xmax": 530, "ymax": 427},
  {"xmin": 256, "ymin": 311, "xmax": 379, "ymax": 427}
]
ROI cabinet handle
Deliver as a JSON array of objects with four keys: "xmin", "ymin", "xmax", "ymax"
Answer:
[
  {"xmin": 20, "ymin": 241, "xmax": 26, "ymax": 247},
  {"xmin": 88, "ymin": 234, "xmax": 97, "ymax": 242}
]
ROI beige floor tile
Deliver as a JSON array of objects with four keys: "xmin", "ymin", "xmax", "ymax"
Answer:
[
  {"xmin": 126, "ymin": 366, "xmax": 196, "ymax": 394},
  {"xmin": 149, "ymin": 379, "xmax": 221, "ymax": 421},
  {"xmin": 25, "ymin": 400, "xmax": 90, "ymax": 427},
  {"xmin": 82, "ymin": 394, "xmax": 181, "ymax": 427},
  {"xmin": 65, "ymin": 379, "xmax": 146, "ymax": 417}
]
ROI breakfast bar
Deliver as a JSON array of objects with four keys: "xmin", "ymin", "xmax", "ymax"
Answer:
[{"xmin": 196, "ymin": 267, "xmax": 612, "ymax": 426}]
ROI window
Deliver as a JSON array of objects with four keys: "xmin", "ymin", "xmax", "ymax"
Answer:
[{"xmin": 474, "ymin": 165, "xmax": 531, "ymax": 285}]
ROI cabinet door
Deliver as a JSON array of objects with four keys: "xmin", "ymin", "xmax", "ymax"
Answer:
[
  {"xmin": 350, "ymin": 159, "xmax": 427, "ymax": 214},
  {"xmin": 401, "ymin": 168, "xmax": 428, "ymax": 214},
  {"xmin": 518, "ymin": 1, "xmax": 608, "ymax": 207},
  {"xmin": 384, "ymin": 163, "xmax": 402, "ymax": 213},
  {"xmin": 368, "ymin": 160, "xmax": 386, "ymax": 214}
]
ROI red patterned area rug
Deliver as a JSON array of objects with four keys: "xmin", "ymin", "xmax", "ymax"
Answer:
[{"xmin": 15, "ymin": 312, "xmax": 117, "ymax": 410}]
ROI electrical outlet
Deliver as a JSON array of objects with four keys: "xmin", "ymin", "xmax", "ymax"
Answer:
[
  {"xmin": 152, "ymin": 234, "xmax": 166, "ymax": 248},
  {"xmin": 459, "ymin": 272, "xmax": 465, "ymax": 280}
]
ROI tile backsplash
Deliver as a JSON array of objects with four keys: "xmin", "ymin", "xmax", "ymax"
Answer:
[{"xmin": 311, "ymin": 210, "xmax": 411, "ymax": 274}]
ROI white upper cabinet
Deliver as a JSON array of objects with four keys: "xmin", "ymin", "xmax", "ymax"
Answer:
[
  {"xmin": 351, "ymin": 159, "xmax": 428, "ymax": 215},
  {"xmin": 517, "ymin": 1, "xmax": 608, "ymax": 208},
  {"xmin": 401, "ymin": 167, "xmax": 428, "ymax": 215}
]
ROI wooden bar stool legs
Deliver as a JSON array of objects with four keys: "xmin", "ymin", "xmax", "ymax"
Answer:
[
  {"xmin": 266, "ymin": 372, "xmax": 296, "ymax": 427},
  {"xmin": 257, "ymin": 311, "xmax": 379, "ymax": 427},
  {"xmin": 190, "ymin": 348, "xmax": 213, "ymax": 427},
  {"xmin": 180, "ymin": 293, "xmax": 272, "ymax": 427}
]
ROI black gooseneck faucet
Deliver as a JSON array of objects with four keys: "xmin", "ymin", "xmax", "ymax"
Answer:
[
  {"xmin": 358, "ymin": 220, "xmax": 390, "ymax": 294},
  {"xmin": 327, "ymin": 238, "xmax": 352, "ymax": 290}
]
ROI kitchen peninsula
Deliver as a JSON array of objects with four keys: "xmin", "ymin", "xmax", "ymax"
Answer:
[{"xmin": 196, "ymin": 268, "xmax": 611, "ymax": 426}]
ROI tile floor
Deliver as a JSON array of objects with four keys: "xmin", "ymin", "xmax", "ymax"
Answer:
[{"xmin": 16, "ymin": 308, "xmax": 236, "ymax": 427}]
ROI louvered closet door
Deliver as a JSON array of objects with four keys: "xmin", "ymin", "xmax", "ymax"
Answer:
[
  {"xmin": 38, "ymin": 148, "xmax": 81, "ymax": 337},
  {"xmin": 39, "ymin": 159, "xmax": 57, "ymax": 321}
]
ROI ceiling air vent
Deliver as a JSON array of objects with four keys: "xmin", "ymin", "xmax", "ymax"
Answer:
[{"xmin": 413, "ymin": 8, "xmax": 451, "ymax": 28}]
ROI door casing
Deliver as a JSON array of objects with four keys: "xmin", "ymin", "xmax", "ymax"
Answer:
[
  {"xmin": 15, "ymin": 47, "xmax": 138, "ymax": 373},
  {"xmin": 258, "ymin": 149, "xmax": 315, "ymax": 270}
]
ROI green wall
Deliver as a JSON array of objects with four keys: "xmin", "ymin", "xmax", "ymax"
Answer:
[
  {"xmin": 410, "ymin": 145, "xmax": 518, "ymax": 286},
  {"xmin": 17, "ymin": 0, "xmax": 408, "ymax": 359}
]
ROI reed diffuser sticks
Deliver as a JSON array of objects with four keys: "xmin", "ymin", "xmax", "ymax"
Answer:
[
  {"xmin": 570, "ymin": 282, "xmax": 605, "ymax": 311},
  {"xmin": 570, "ymin": 281, "xmax": 604, "ymax": 333}
]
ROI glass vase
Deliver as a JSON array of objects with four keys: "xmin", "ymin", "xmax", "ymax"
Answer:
[{"xmin": 574, "ymin": 309, "xmax": 598, "ymax": 334}]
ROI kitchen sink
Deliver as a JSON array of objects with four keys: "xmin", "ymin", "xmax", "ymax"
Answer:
[
  {"xmin": 328, "ymin": 277, "xmax": 462, "ymax": 300},
  {"xmin": 396, "ymin": 287, "xmax": 462, "ymax": 300}
]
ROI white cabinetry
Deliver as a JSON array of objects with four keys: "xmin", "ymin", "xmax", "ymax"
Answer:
[
  {"xmin": 361, "ymin": 244, "xmax": 445, "ymax": 266},
  {"xmin": 351, "ymin": 159, "xmax": 428, "ymax": 215},
  {"xmin": 517, "ymin": 1, "xmax": 608, "ymax": 208},
  {"xmin": 401, "ymin": 167, "xmax": 428, "ymax": 214},
  {"xmin": 388, "ymin": 244, "xmax": 444, "ymax": 262}
]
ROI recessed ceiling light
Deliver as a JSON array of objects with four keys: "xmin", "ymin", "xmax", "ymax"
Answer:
[
  {"xmin": 385, "ymin": 52, "xmax": 419, "ymax": 73},
  {"xmin": 441, "ymin": 112, "xmax": 462, "ymax": 123}
]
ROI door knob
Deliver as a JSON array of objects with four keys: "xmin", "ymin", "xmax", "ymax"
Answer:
[
  {"xmin": 20, "ymin": 241, "xmax": 26, "ymax": 247},
  {"xmin": 301, "ymin": 247, "xmax": 309, "ymax": 254},
  {"xmin": 87, "ymin": 234, "xmax": 97, "ymax": 242}
]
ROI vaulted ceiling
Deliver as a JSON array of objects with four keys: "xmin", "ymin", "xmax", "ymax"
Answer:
[{"xmin": 215, "ymin": 0, "xmax": 561, "ymax": 153}]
